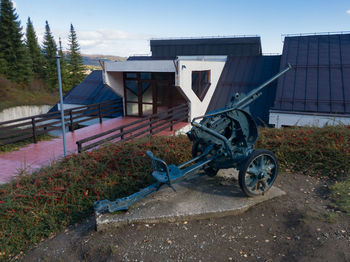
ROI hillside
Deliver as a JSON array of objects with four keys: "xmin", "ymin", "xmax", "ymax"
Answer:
[
  {"xmin": 81, "ymin": 54, "xmax": 127, "ymax": 67},
  {"xmin": 0, "ymin": 54, "xmax": 127, "ymax": 112},
  {"xmin": 0, "ymin": 78, "xmax": 58, "ymax": 112}
]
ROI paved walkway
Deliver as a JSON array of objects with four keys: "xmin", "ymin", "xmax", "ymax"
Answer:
[{"xmin": 0, "ymin": 117, "xmax": 188, "ymax": 183}]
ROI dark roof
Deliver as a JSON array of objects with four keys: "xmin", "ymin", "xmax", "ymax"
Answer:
[
  {"xmin": 63, "ymin": 70, "xmax": 120, "ymax": 105},
  {"xmin": 49, "ymin": 70, "xmax": 122, "ymax": 117},
  {"xmin": 150, "ymin": 37, "xmax": 262, "ymax": 58},
  {"xmin": 127, "ymin": 56, "xmax": 176, "ymax": 61},
  {"xmin": 206, "ymin": 55, "xmax": 281, "ymax": 125},
  {"xmin": 273, "ymin": 34, "xmax": 350, "ymax": 114}
]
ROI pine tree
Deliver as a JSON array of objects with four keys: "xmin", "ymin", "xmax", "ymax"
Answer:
[
  {"xmin": 25, "ymin": 17, "xmax": 44, "ymax": 77},
  {"xmin": 42, "ymin": 20, "xmax": 58, "ymax": 90},
  {"xmin": 58, "ymin": 37, "xmax": 70, "ymax": 92},
  {"xmin": 67, "ymin": 24, "xmax": 85, "ymax": 87},
  {"xmin": 0, "ymin": 0, "xmax": 33, "ymax": 83}
]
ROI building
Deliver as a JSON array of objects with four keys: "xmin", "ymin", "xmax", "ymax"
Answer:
[
  {"xmin": 58, "ymin": 33, "xmax": 350, "ymax": 128},
  {"xmin": 50, "ymin": 70, "xmax": 122, "ymax": 117},
  {"xmin": 269, "ymin": 33, "xmax": 350, "ymax": 127},
  {"xmin": 102, "ymin": 36, "xmax": 280, "ymax": 124}
]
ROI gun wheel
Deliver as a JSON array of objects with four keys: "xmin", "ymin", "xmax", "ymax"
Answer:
[{"xmin": 239, "ymin": 149, "xmax": 278, "ymax": 197}]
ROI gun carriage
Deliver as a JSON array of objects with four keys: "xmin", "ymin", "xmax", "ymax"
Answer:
[{"xmin": 95, "ymin": 64, "xmax": 292, "ymax": 214}]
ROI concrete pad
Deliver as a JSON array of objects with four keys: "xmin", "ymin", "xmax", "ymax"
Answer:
[{"xmin": 96, "ymin": 171, "xmax": 286, "ymax": 231}]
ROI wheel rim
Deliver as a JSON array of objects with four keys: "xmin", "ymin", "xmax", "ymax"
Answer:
[{"xmin": 243, "ymin": 154, "xmax": 277, "ymax": 195}]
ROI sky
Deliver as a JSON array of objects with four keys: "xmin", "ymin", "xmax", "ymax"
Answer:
[{"xmin": 11, "ymin": 0, "xmax": 350, "ymax": 57}]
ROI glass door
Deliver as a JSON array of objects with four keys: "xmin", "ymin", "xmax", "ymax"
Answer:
[
  {"xmin": 124, "ymin": 73, "xmax": 139, "ymax": 116},
  {"xmin": 140, "ymin": 73, "xmax": 154, "ymax": 116},
  {"xmin": 123, "ymin": 72, "xmax": 175, "ymax": 117}
]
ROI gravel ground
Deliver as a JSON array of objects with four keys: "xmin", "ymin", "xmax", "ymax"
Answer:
[{"xmin": 22, "ymin": 172, "xmax": 350, "ymax": 262}]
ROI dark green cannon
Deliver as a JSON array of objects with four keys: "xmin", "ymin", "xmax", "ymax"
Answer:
[{"xmin": 94, "ymin": 64, "xmax": 292, "ymax": 214}]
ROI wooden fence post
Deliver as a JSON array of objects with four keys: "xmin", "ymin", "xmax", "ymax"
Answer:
[
  {"xmin": 169, "ymin": 108, "xmax": 173, "ymax": 131},
  {"xmin": 69, "ymin": 109, "xmax": 74, "ymax": 132},
  {"xmin": 31, "ymin": 117, "xmax": 37, "ymax": 143},
  {"xmin": 77, "ymin": 142, "xmax": 82, "ymax": 153},
  {"xmin": 120, "ymin": 127, "xmax": 124, "ymax": 140},
  {"xmin": 149, "ymin": 117, "xmax": 153, "ymax": 135},
  {"xmin": 99, "ymin": 104, "xmax": 103, "ymax": 124}
]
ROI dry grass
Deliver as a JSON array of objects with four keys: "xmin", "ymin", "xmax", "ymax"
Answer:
[{"xmin": 0, "ymin": 77, "xmax": 58, "ymax": 112}]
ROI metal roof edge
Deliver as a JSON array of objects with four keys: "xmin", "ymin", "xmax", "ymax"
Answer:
[
  {"xmin": 270, "ymin": 109, "xmax": 350, "ymax": 118},
  {"xmin": 150, "ymin": 35, "xmax": 260, "ymax": 41}
]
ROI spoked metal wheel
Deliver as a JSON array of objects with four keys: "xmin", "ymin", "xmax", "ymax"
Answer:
[{"xmin": 239, "ymin": 149, "xmax": 278, "ymax": 197}]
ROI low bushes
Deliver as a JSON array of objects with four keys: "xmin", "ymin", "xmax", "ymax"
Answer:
[
  {"xmin": 0, "ymin": 125, "xmax": 349, "ymax": 259},
  {"xmin": 0, "ymin": 136, "xmax": 192, "ymax": 259},
  {"xmin": 256, "ymin": 125, "xmax": 350, "ymax": 179}
]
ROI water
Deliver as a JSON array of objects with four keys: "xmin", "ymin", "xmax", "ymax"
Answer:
[{"xmin": 0, "ymin": 105, "xmax": 51, "ymax": 122}]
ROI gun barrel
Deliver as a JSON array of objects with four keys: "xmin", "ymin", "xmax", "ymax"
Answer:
[{"xmin": 235, "ymin": 63, "xmax": 292, "ymax": 109}]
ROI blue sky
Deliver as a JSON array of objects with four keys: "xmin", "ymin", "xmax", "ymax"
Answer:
[{"xmin": 12, "ymin": 0, "xmax": 350, "ymax": 56}]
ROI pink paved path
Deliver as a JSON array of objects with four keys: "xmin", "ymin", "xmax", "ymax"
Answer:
[{"xmin": 0, "ymin": 117, "xmax": 188, "ymax": 183}]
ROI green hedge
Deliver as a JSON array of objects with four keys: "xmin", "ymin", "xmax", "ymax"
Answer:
[
  {"xmin": 0, "ymin": 136, "xmax": 192, "ymax": 259},
  {"xmin": 256, "ymin": 125, "xmax": 350, "ymax": 179}
]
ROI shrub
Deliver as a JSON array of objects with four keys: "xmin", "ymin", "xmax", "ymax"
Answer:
[
  {"xmin": 0, "ymin": 135, "xmax": 192, "ymax": 259},
  {"xmin": 256, "ymin": 125, "xmax": 350, "ymax": 179}
]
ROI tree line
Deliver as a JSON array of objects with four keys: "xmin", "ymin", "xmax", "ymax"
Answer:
[{"xmin": 0, "ymin": 0, "xmax": 85, "ymax": 92}]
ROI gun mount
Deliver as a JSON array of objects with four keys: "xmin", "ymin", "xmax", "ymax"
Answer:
[{"xmin": 94, "ymin": 64, "xmax": 292, "ymax": 214}]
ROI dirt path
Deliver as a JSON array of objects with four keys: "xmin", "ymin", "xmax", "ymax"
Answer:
[{"xmin": 22, "ymin": 173, "xmax": 350, "ymax": 262}]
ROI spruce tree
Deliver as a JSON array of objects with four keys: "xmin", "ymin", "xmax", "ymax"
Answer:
[
  {"xmin": 42, "ymin": 20, "xmax": 58, "ymax": 90},
  {"xmin": 0, "ymin": 0, "xmax": 33, "ymax": 83},
  {"xmin": 58, "ymin": 37, "xmax": 70, "ymax": 92},
  {"xmin": 67, "ymin": 24, "xmax": 85, "ymax": 87},
  {"xmin": 25, "ymin": 17, "xmax": 44, "ymax": 77}
]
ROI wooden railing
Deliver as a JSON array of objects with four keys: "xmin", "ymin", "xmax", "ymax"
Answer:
[
  {"xmin": 76, "ymin": 103, "xmax": 189, "ymax": 153},
  {"xmin": 0, "ymin": 99, "xmax": 123, "ymax": 146}
]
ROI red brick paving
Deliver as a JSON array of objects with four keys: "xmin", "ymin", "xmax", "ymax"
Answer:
[{"xmin": 0, "ymin": 117, "xmax": 188, "ymax": 183}]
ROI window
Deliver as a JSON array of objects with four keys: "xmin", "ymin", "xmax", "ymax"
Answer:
[
  {"xmin": 192, "ymin": 70, "xmax": 211, "ymax": 101},
  {"xmin": 125, "ymin": 73, "xmax": 137, "ymax": 79}
]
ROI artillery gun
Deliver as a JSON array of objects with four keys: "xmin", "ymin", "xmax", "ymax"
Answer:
[{"xmin": 94, "ymin": 64, "xmax": 292, "ymax": 214}]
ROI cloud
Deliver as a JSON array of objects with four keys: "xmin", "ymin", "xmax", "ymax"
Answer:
[
  {"xmin": 73, "ymin": 29, "xmax": 151, "ymax": 56},
  {"xmin": 11, "ymin": 0, "xmax": 16, "ymax": 9},
  {"xmin": 78, "ymin": 29, "xmax": 149, "ymax": 42},
  {"xmin": 347, "ymin": 9, "xmax": 350, "ymax": 15},
  {"xmin": 35, "ymin": 28, "xmax": 151, "ymax": 56}
]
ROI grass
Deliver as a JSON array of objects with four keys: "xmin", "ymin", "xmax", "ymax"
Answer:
[
  {"xmin": 329, "ymin": 180, "xmax": 350, "ymax": 215},
  {"xmin": 0, "ymin": 126, "xmax": 349, "ymax": 259},
  {"xmin": 0, "ymin": 134, "xmax": 56, "ymax": 153},
  {"xmin": 0, "ymin": 77, "xmax": 58, "ymax": 112}
]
